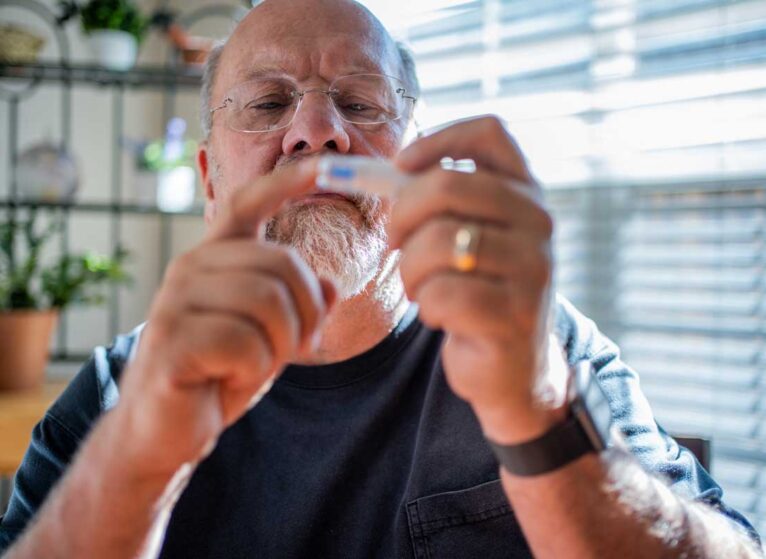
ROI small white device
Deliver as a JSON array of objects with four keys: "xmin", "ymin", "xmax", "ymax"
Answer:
[{"xmin": 316, "ymin": 155, "xmax": 476, "ymax": 198}]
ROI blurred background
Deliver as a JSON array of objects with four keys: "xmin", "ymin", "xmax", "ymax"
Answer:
[{"xmin": 1, "ymin": 0, "xmax": 765, "ymax": 536}]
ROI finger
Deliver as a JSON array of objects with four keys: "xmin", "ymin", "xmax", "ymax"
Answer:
[
  {"xmin": 398, "ymin": 217, "xmax": 551, "ymax": 297},
  {"xmin": 164, "ymin": 312, "xmax": 274, "ymax": 388},
  {"xmin": 415, "ymin": 273, "xmax": 545, "ymax": 341},
  {"xmin": 388, "ymin": 168, "xmax": 552, "ymax": 249},
  {"xmin": 206, "ymin": 158, "xmax": 318, "ymax": 242},
  {"xmin": 177, "ymin": 271, "xmax": 302, "ymax": 366},
  {"xmin": 395, "ymin": 116, "xmax": 534, "ymax": 182},
  {"xmin": 170, "ymin": 242, "xmax": 327, "ymax": 347}
]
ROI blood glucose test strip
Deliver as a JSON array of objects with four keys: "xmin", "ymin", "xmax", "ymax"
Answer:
[
  {"xmin": 316, "ymin": 155, "xmax": 476, "ymax": 198},
  {"xmin": 316, "ymin": 155, "xmax": 408, "ymax": 197}
]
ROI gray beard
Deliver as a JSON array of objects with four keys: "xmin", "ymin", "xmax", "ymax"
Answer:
[{"xmin": 264, "ymin": 197, "xmax": 388, "ymax": 301}]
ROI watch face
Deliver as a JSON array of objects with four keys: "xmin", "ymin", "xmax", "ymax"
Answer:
[{"xmin": 574, "ymin": 361, "xmax": 613, "ymax": 450}]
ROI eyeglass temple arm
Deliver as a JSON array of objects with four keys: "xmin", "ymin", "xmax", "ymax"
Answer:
[{"xmin": 210, "ymin": 98, "xmax": 232, "ymax": 114}]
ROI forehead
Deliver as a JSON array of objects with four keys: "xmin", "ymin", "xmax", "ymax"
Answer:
[
  {"xmin": 219, "ymin": 2, "xmax": 400, "ymax": 92},
  {"xmin": 231, "ymin": 44, "xmax": 395, "ymax": 83}
]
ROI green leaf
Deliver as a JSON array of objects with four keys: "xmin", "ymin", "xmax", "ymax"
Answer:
[
  {"xmin": 1, "ymin": 211, "xmax": 131, "ymax": 311},
  {"xmin": 79, "ymin": 0, "xmax": 147, "ymax": 41}
]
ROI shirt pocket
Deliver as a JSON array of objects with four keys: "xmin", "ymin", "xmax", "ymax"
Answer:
[{"xmin": 406, "ymin": 479, "xmax": 533, "ymax": 559}]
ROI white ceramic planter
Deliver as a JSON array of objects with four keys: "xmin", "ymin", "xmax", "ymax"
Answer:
[{"xmin": 87, "ymin": 30, "xmax": 137, "ymax": 71}]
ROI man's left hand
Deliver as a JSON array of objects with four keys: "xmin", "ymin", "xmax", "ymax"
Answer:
[{"xmin": 389, "ymin": 116, "xmax": 567, "ymax": 445}]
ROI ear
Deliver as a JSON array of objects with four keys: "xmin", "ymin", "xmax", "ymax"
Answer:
[{"xmin": 197, "ymin": 141, "xmax": 217, "ymax": 225}]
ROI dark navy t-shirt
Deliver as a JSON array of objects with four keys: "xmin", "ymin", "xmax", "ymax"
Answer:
[{"xmin": 0, "ymin": 298, "xmax": 759, "ymax": 557}]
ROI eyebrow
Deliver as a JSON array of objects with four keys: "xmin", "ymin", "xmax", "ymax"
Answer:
[{"xmin": 237, "ymin": 60, "xmax": 387, "ymax": 83}]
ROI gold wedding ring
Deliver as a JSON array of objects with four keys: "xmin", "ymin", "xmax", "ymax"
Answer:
[{"xmin": 453, "ymin": 223, "xmax": 481, "ymax": 272}]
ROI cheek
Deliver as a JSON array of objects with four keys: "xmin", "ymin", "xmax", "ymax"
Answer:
[
  {"xmin": 349, "ymin": 125, "xmax": 405, "ymax": 159},
  {"xmin": 216, "ymin": 134, "xmax": 284, "ymax": 187}
]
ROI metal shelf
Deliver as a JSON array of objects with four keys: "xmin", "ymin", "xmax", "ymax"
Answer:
[
  {"xmin": 0, "ymin": 0, "xmax": 241, "ymax": 363},
  {"xmin": 0, "ymin": 62, "xmax": 203, "ymax": 89},
  {"xmin": 0, "ymin": 199, "xmax": 204, "ymax": 217}
]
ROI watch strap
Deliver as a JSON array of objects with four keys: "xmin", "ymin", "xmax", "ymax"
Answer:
[{"xmin": 487, "ymin": 412, "xmax": 595, "ymax": 477}]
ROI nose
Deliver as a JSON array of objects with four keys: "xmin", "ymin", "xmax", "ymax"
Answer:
[{"xmin": 281, "ymin": 91, "xmax": 351, "ymax": 156}]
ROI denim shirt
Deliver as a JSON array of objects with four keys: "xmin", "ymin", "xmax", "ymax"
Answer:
[{"xmin": 0, "ymin": 297, "xmax": 760, "ymax": 557}]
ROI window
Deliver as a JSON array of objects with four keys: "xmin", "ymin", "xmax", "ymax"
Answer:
[{"xmin": 364, "ymin": 0, "xmax": 766, "ymax": 535}]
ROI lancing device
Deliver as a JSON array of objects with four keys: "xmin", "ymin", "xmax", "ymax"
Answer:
[{"xmin": 316, "ymin": 155, "xmax": 476, "ymax": 198}]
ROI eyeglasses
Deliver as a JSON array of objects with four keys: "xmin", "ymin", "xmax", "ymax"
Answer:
[{"xmin": 210, "ymin": 73, "xmax": 417, "ymax": 134}]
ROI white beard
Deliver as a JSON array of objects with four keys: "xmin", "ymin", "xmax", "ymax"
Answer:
[{"xmin": 265, "ymin": 197, "xmax": 388, "ymax": 301}]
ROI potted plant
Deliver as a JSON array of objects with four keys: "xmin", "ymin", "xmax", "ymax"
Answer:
[
  {"xmin": 59, "ymin": 0, "xmax": 148, "ymax": 70},
  {"xmin": 0, "ymin": 210, "xmax": 130, "ymax": 391}
]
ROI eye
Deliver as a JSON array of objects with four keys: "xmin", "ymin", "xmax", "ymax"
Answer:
[
  {"xmin": 244, "ymin": 93, "xmax": 293, "ymax": 111},
  {"xmin": 248, "ymin": 101, "xmax": 285, "ymax": 110},
  {"xmin": 334, "ymin": 92, "xmax": 380, "ymax": 113},
  {"xmin": 344, "ymin": 102, "xmax": 373, "ymax": 112}
]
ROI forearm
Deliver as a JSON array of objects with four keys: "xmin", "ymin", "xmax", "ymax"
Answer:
[
  {"xmin": 5, "ymin": 407, "xmax": 188, "ymax": 559},
  {"xmin": 501, "ymin": 448, "xmax": 762, "ymax": 558}
]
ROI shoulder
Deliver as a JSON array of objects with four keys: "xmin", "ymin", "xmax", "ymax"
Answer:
[{"xmin": 47, "ymin": 323, "xmax": 144, "ymax": 442}]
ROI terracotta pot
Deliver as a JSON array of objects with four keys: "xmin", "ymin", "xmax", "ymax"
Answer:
[{"xmin": 0, "ymin": 310, "xmax": 58, "ymax": 391}]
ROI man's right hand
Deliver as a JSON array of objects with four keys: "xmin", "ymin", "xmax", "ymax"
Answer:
[{"xmin": 116, "ymin": 160, "xmax": 335, "ymax": 477}]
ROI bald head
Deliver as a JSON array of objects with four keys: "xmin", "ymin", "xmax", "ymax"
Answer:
[
  {"xmin": 200, "ymin": 0, "xmax": 419, "ymax": 138},
  {"xmin": 237, "ymin": 0, "xmax": 400, "ymax": 63}
]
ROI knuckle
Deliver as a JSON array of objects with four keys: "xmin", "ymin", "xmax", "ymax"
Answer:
[
  {"xmin": 144, "ymin": 312, "xmax": 176, "ymax": 346},
  {"xmin": 482, "ymin": 115, "xmax": 506, "ymax": 138},
  {"xmin": 165, "ymin": 254, "xmax": 191, "ymax": 283},
  {"xmin": 164, "ymin": 249, "xmax": 203, "ymax": 291}
]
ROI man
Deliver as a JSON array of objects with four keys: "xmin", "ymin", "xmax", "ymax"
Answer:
[{"xmin": 0, "ymin": 1, "xmax": 761, "ymax": 557}]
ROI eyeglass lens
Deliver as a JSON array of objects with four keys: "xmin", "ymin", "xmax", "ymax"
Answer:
[{"xmin": 224, "ymin": 75, "xmax": 408, "ymax": 133}]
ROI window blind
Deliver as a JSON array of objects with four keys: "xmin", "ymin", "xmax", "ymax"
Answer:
[{"xmin": 368, "ymin": 0, "xmax": 766, "ymax": 535}]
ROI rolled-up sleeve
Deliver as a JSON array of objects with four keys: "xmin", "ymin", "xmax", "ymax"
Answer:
[{"xmin": 554, "ymin": 294, "xmax": 761, "ymax": 546}]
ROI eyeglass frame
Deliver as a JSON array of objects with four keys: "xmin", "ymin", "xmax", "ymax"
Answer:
[{"xmin": 209, "ymin": 73, "xmax": 418, "ymax": 134}]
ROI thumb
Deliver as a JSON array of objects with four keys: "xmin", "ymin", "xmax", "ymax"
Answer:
[{"xmin": 206, "ymin": 158, "xmax": 318, "ymax": 242}]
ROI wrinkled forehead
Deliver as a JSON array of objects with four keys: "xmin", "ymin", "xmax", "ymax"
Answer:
[{"xmin": 218, "ymin": 3, "xmax": 401, "ymax": 94}]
